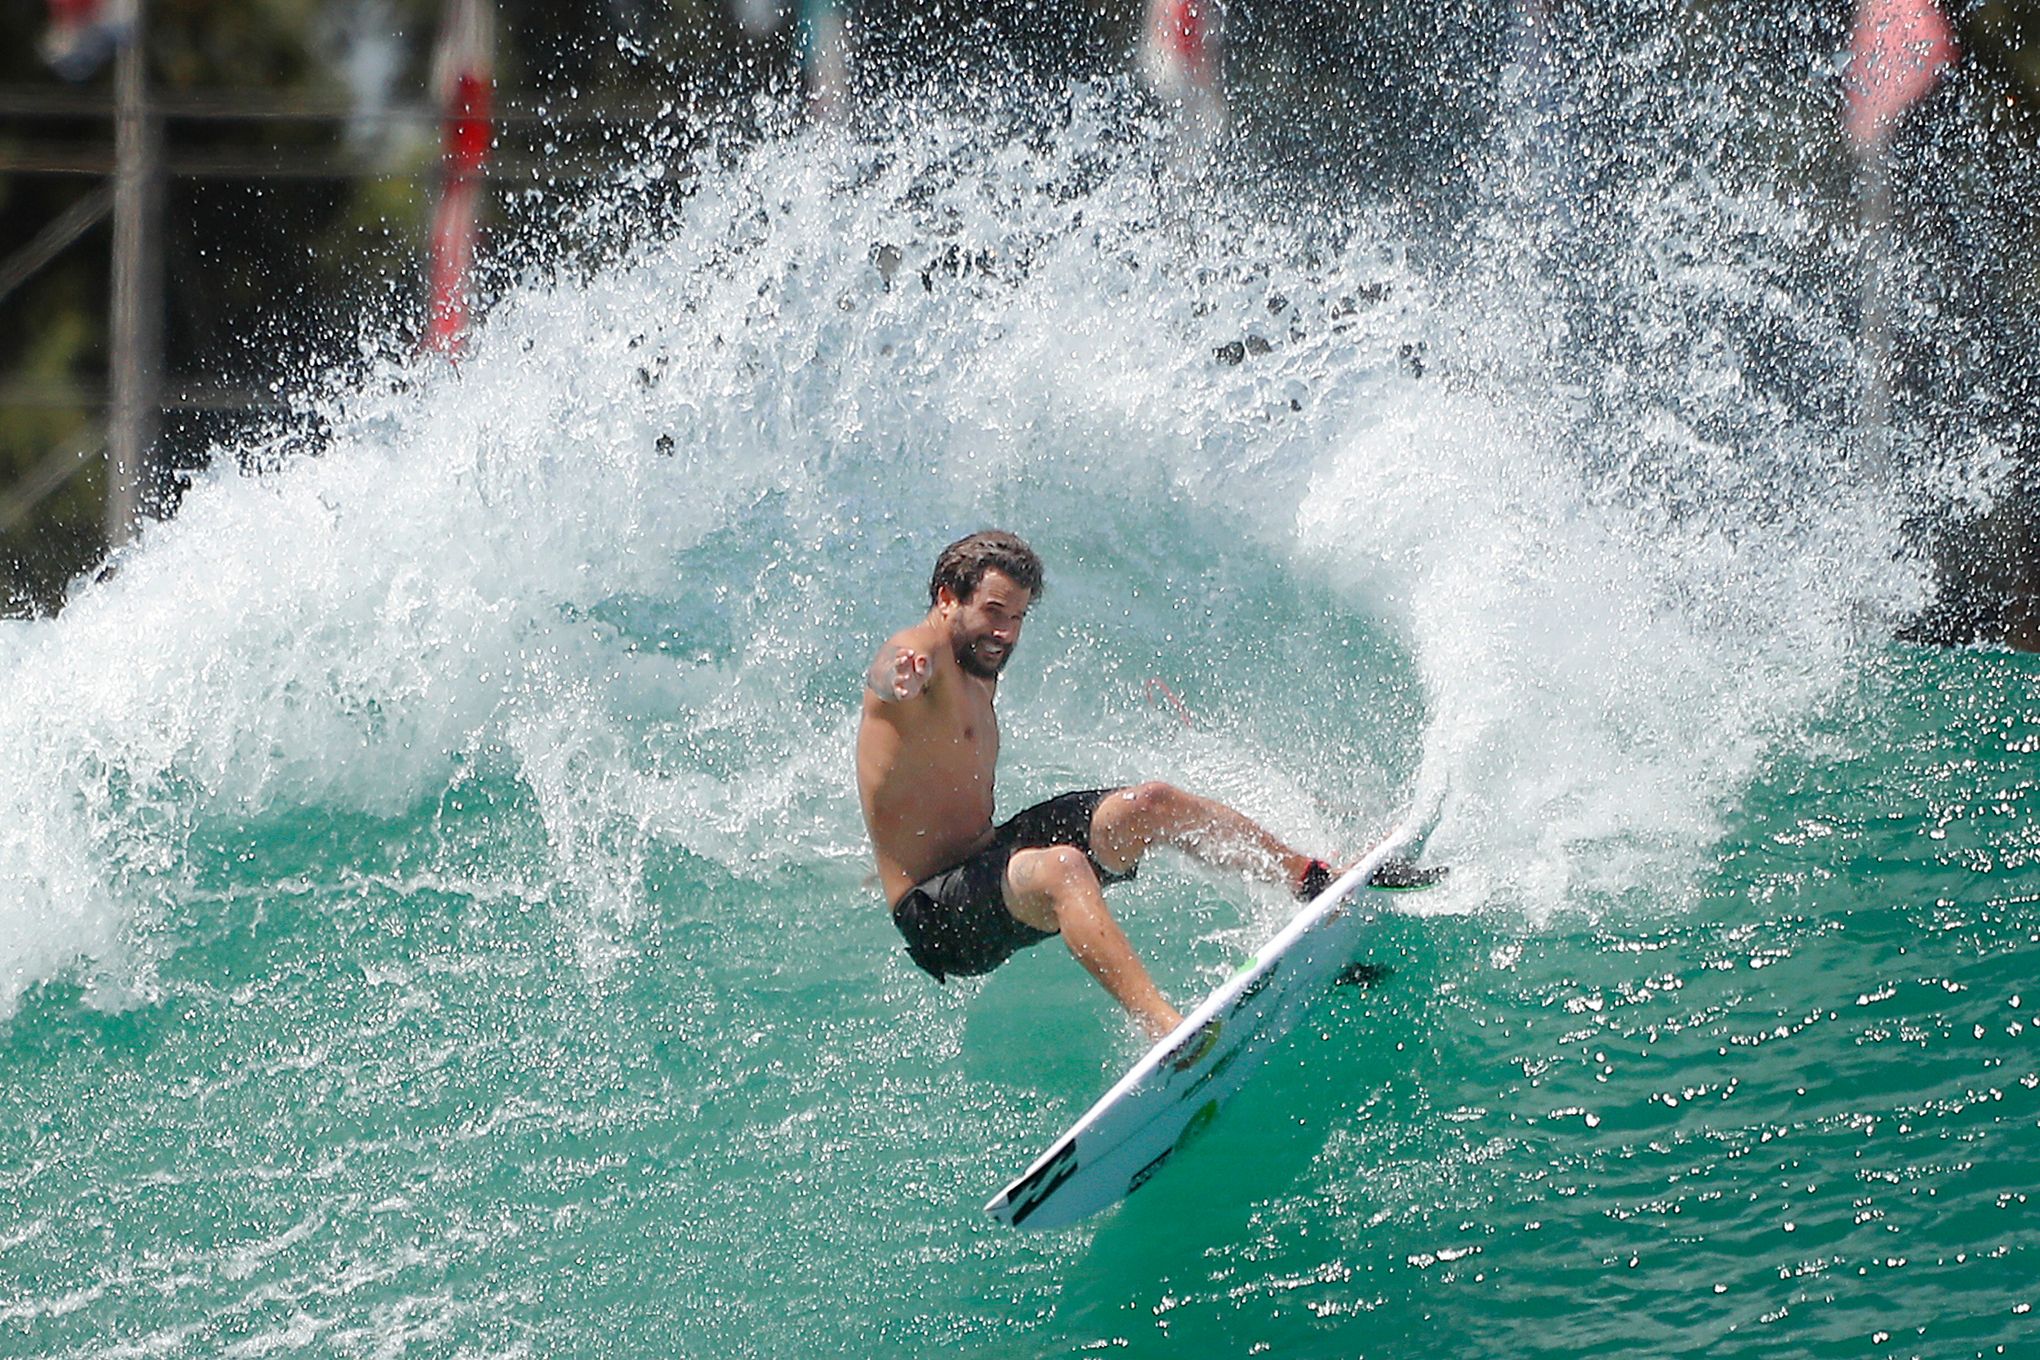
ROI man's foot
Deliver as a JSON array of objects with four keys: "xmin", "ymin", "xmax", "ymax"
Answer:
[
  {"xmin": 1295, "ymin": 858, "xmax": 1337, "ymax": 901},
  {"xmin": 1138, "ymin": 1003, "xmax": 1184, "ymax": 1043},
  {"xmin": 1295, "ymin": 856, "xmax": 1449, "ymax": 900}
]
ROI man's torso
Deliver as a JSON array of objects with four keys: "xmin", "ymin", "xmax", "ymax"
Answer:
[{"xmin": 855, "ymin": 621, "xmax": 1001, "ymax": 906}]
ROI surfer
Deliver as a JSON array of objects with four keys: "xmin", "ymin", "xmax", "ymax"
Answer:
[{"xmin": 856, "ymin": 529, "xmax": 1350, "ymax": 1041}]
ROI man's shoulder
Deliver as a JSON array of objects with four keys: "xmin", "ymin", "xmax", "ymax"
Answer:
[{"xmin": 882, "ymin": 617, "xmax": 941, "ymax": 653}]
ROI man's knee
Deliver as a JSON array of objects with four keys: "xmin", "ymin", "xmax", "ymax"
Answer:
[
  {"xmin": 1099, "ymin": 781, "xmax": 1188, "ymax": 835},
  {"xmin": 1010, "ymin": 844, "xmax": 1098, "ymax": 899},
  {"xmin": 1005, "ymin": 845, "xmax": 1100, "ymax": 933},
  {"xmin": 1127, "ymin": 781, "xmax": 1187, "ymax": 814}
]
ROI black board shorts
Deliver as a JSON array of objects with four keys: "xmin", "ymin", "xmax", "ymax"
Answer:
[{"xmin": 891, "ymin": 788, "xmax": 1138, "ymax": 982}]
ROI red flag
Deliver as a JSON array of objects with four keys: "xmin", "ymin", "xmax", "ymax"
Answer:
[
  {"xmin": 423, "ymin": 0, "xmax": 495, "ymax": 355},
  {"xmin": 1843, "ymin": 0, "xmax": 1958, "ymax": 149},
  {"xmin": 1139, "ymin": 0, "xmax": 1224, "ymax": 133},
  {"xmin": 1140, "ymin": 0, "xmax": 1217, "ymax": 99}
]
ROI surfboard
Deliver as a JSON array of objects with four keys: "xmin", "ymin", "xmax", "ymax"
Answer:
[{"xmin": 984, "ymin": 802, "xmax": 1443, "ymax": 1230}]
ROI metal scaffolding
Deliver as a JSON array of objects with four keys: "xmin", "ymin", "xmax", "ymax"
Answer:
[
  {"xmin": 0, "ymin": 4, "xmax": 664, "ymax": 575},
  {"xmin": 105, "ymin": 1, "xmax": 159, "ymax": 547}
]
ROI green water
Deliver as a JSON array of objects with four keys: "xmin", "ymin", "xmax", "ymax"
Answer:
[
  {"xmin": 5, "ymin": 644, "xmax": 2034, "ymax": 1358},
  {"xmin": 3, "ymin": 94, "xmax": 2035, "ymax": 1358}
]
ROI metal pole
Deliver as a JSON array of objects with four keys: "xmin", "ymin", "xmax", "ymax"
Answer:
[
  {"xmin": 107, "ymin": 0, "xmax": 161, "ymax": 548},
  {"xmin": 1857, "ymin": 150, "xmax": 1893, "ymax": 482}
]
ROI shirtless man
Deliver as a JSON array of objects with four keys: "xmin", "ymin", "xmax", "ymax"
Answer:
[{"xmin": 856, "ymin": 530, "xmax": 1347, "ymax": 1040}]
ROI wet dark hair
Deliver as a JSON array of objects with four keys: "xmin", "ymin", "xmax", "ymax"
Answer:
[{"xmin": 929, "ymin": 530, "xmax": 1044, "ymax": 605}]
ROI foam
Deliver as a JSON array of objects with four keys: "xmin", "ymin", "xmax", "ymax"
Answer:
[{"xmin": 0, "ymin": 85, "xmax": 1976, "ymax": 1018}]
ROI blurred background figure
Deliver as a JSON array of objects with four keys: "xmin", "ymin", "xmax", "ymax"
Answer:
[{"xmin": 38, "ymin": 0, "xmax": 130, "ymax": 82}]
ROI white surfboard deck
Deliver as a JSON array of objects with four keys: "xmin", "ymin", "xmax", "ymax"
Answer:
[{"xmin": 984, "ymin": 802, "xmax": 1441, "ymax": 1230}]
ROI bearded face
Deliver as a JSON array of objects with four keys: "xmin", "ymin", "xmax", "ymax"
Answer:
[
  {"xmin": 944, "ymin": 571, "xmax": 1030, "ymax": 679},
  {"xmin": 951, "ymin": 618, "xmax": 1010, "ymax": 678}
]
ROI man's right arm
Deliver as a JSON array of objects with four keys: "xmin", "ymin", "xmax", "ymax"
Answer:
[{"xmin": 866, "ymin": 635, "xmax": 933, "ymax": 703}]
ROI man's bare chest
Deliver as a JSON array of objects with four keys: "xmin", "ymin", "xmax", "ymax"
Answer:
[{"xmin": 918, "ymin": 684, "xmax": 999, "ymax": 770}]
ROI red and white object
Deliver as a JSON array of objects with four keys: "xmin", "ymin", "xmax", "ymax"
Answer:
[
  {"xmin": 423, "ymin": 0, "xmax": 495, "ymax": 354},
  {"xmin": 1842, "ymin": 0, "xmax": 1959, "ymax": 150},
  {"xmin": 1140, "ymin": 0, "xmax": 1216, "ymax": 96}
]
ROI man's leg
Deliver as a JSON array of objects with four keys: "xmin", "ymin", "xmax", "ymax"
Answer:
[
  {"xmin": 1005, "ymin": 844, "xmax": 1183, "ymax": 1040},
  {"xmin": 1088, "ymin": 781, "xmax": 1316, "ymax": 889}
]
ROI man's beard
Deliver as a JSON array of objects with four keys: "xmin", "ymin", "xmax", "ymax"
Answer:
[{"xmin": 952, "ymin": 631, "xmax": 1010, "ymax": 679}]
